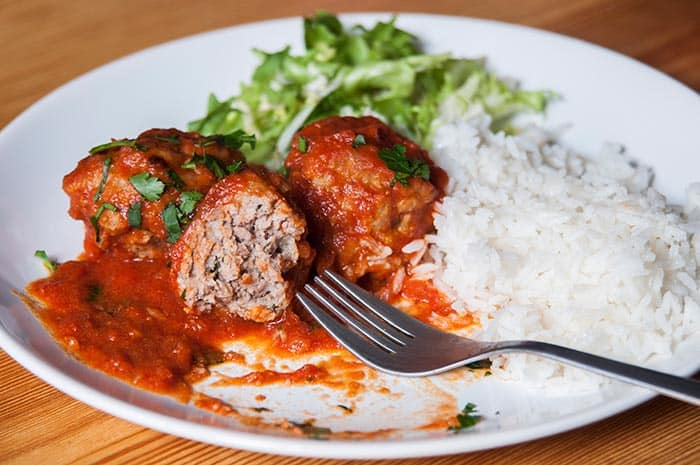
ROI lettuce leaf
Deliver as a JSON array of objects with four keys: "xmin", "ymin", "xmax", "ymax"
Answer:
[{"xmin": 189, "ymin": 12, "xmax": 552, "ymax": 167}]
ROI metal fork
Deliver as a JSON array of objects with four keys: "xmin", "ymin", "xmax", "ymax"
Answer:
[{"xmin": 296, "ymin": 270, "xmax": 700, "ymax": 406}]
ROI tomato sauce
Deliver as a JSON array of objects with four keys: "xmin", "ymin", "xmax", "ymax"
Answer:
[
  {"xmin": 397, "ymin": 277, "xmax": 475, "ymax": 329},
  {"xmin": 26, "ymin": 253, "xmax": 467, "ymax": 402},
  {"xmin": 27, "ymin": 254, "xmax": 464, "ymax": 400},
  {"xmin": 285, "ymin": 116, "xmax": 446, "ymax": 287},
  {"xmin": 22, "ymin": 122, "xmax": 478, "ymax": 437},
  {"xmin": 26, "ymin": 254, "xmax": 338, "ymax": 399}
]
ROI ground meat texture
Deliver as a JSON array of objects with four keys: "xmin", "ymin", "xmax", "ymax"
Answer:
[
  {"xmin": 63, "ymin": 128, "xmax": 244, "ymax": 259},
  {"xmin": 285, "ymin": 116, "xmax": 444, "ymax": 291},
  {"xmin": 169, "ymin": 168, "xmax": 313, "ymax": 322}
]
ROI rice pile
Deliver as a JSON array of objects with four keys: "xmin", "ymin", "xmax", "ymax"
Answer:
[{"xmin": 425, "ymin": 105, "xmax": 700, "ymax": 391}]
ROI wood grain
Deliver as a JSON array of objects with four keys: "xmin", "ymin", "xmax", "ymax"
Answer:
[{"xmin": 1, "ymin": 0, "xmax": 699, "ymax": 464}]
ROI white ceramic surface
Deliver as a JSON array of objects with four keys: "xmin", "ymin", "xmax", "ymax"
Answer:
[{"xmin": 0, "ymin": 13, "xmax": 698, "ymax": 459}]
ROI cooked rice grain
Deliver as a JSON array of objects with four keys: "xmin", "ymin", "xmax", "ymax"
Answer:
[{"xmin": 427, "ymin": 109, "xmax": 700, "ymax": 391}]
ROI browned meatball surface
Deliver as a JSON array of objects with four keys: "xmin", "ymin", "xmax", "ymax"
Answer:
[
  {"xmin": 169, "ymin": 168, "xmax": 314, "ymax": 322},
  {"xmin": 63, "ymin": 128, "xmax": 244, "ymax": 259},
  {"xmin": 64, "ymin": 128, "xmax": 313, "ymax": 322},
  {"xmin": 284, "ymin": 116, "xmax": 443, "ymax": 292}
]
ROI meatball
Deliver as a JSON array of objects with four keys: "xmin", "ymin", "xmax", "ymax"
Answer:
[
  {"xmin": 285, "ymin": 116, "xmax": 442, "ymax": 290},
  {"xmin": 64, "ymin": 128, "xmax": 312, "ymax": 322},
  {"xmin": 63, "ymin": 128, "xmax": 244, "ymax": 259},
  {"xmin": 169, "ymin": 168, "xmax": 314, "ymax": 322}
]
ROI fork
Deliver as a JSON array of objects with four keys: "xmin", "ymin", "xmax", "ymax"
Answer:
[{"xmin": 296, "ymin": 270, "xmax": 700, "ymax": 406}]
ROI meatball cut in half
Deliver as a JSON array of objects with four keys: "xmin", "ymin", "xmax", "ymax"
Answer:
[
  {"xmin": 170, "ymin": 168, "xmax": 313, "ymax": 322},
  {"xmin": 285, "ymin": 116, "xmax": 443, "ymax": 291}
]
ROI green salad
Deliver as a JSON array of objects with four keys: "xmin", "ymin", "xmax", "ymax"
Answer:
[{"xmin": 189, "ymin": 11, "xmax": 551, "ymax": 167}]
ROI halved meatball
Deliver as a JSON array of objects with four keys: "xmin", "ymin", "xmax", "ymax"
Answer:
[
  {"xmin": 169, "ymin": 168, "xmax": 314, "ymax": 322},
  {"xmin": 63, "ymin": 128, "xmax": 244, "ymax": 259},
  {"xmin": 285, "ymin": 116, "xmax": 443, "ymax": 291}
]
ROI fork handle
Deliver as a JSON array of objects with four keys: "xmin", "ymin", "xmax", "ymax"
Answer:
[{"xmin": 492, "ymin": 340, "xmax": 700, "ymax": 405}]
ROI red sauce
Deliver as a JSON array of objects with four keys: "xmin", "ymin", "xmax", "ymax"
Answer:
[
  {"xmin": 22, "ymin": 123, "xmax": 477, "ymax": 436},
  {"xmin": 400, "ymin": 278, "xmax": 472, "ymax": 323},
  {"xmin": 25, "ymin": 121, "xmax": 470, "ymax": 409},
  {"xmin": 216, "ymin": 364, "xmax": 331, "ymax": 387},
  {"xmin": 285, "ymin": 116, "xmax": 445, "ymax": 287},
  {"xmin": 27, "ymin": 253, "xmax": 468, "ymax": 401},
  {"xmin": 26, "ymin": 255, "xmax": 338, "ymax": 399}
]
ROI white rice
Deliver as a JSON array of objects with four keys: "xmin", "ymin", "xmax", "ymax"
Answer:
[{"xmin": 425, "ymin": 105, "xmax": 700, "ymax": 392}]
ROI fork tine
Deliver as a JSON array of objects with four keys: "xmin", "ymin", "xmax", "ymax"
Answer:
[
  {"xmin": 322, "ymin": 270, "xmax": 445, "ymax": 337},
  {"xmin": 302, "ymin": 284, "xmax": 399, "ymax": 353},
  {"xmin": 295, "ymin": 293, "xmax": 397, "ymax": 367},
  {"xmin": 313, "ymin": 275, "xmax": 409, "ymax": 346}
]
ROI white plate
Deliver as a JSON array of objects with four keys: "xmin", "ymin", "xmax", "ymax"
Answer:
[{"xmin": 0, "ymin": 13, "xmax": 698, "ymax": 460}]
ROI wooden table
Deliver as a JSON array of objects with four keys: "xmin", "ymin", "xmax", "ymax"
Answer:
[{"xmin": 1, "ymin": 1, "xmax": 698, "ymax": 463}]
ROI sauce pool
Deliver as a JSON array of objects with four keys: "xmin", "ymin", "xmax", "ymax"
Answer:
[
  {"xmin": 27, "ymin": 255, "xmax": 339, "ymax": 399},
  {"xmin": 27, "ymin": 254, "xmax": 464, "ymax": 401}
]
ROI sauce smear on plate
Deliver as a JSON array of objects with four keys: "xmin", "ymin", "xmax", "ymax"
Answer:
[{"xmin": 27, "ymin": 253, "xmax": 458, "ymax": 400}]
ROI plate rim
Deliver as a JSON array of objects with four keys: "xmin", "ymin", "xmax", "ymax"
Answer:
[{"xmin": 0, "ymin": 12, "xmax": 697, "ymax": 459}]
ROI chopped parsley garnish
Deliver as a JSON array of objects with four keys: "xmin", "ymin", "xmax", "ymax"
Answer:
[
  {"xmin": 178, "ymin": 191, "xmax": 203, "ymax": 216},
  {"xmin": 90, "ymin": 202, "xmax": 117, "ymax": 243},
  {"xmin": 297, "ymin": 136, "xmax": 308, "ymax": 153},
  {"xmin": 205, "ymin": 156, "xmax": 225, "ymax": 178},
  {"xmin": 155, "ymin": 134, "xmax": 180, "ymax": 144},
  {"xmin": 448, "ymin": 403, "xmax": 482, "ymax": 432},
  {"xmin": 352, "ymin": 134, "xmax": 366, "ymax": 148},
  {"xmin": 92, "ymin": 157, "xmax": 112, "ymax": 201},
  {"xmin": 182, "ymin": 154, "xmax": 226, "ymax": 179},
  {"xmin": 218, "ymin": 130, "xmax": 257, "ymax": 150},
  {"xmin": 86, "ymin": 284, "xmax": 101, "ymax": 303},
  {"xmin": 161, "ymin": 187, "xmax": 204, "ymax": 243},
  {"xmin": 129, "ymin": 172, "xmax": 166, "ymax": 201},
  {"xmin": 34, "ymin": 250, "xmax": 57, "ymax": 273},
  {"xmin": 290, "ymin": 421, "xmax": 331, "ymax": 439},
  {"xmin": 161, "ymin": 191, "xmax": 204, "ymax": 243},
  {"xmin": 378, "ymin": 144, "xmax": 430, "ymax": 187},
  {"xmin": 127, "ymin": 201, "xmax": 142, "ymax": 228},
  {"xmin": 225, "ymin": 160, "xmax": 245, "ymax": 174},
  {"xmin": 278, "ymin": 166, "xmax": 290, "ymax": 178},
  {"xmin": 167, "ymin": 168, "xmax": 185, "ymax": 190},
  {"xmin": 88, "ymin": 139, "xmax": 147, "ymax": 154},
  {"xmin": 93, "ymin": 202, "xmax": 117, "ymax": 218},
  {"xmin": 466, "ymin": 360, "xmax": 492, "ymax": 370},
  {"xmin": 162, "ymin": 203, "xmax": 182, "ymax": 243}
]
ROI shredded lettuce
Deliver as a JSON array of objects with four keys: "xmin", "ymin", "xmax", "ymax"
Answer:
[{"xmin": 189, "ymin": 11, "xmax": 552, "ymax": 167}]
